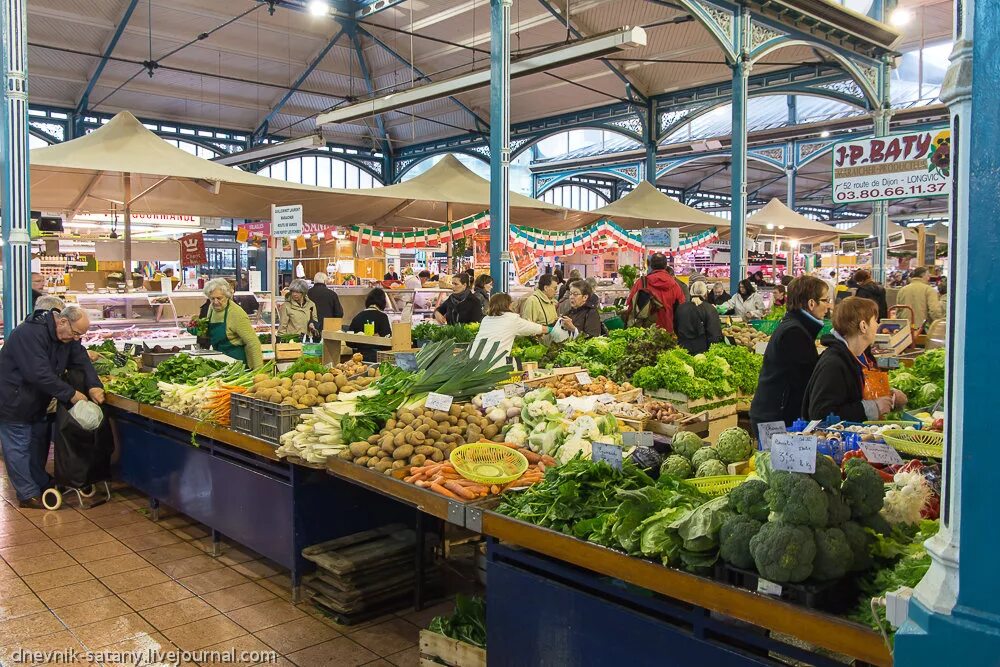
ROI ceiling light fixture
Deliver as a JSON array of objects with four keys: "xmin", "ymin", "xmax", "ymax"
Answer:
[
  {"xmin": 308, "ymin": 1, "xmax": 330, "ymax": 17},
  {"xmin": 820, "ymin": 130, "xmax": 831, "ymax": 138},
  {"xmin": 889, "ymin": 7, "xmax": 913, "ymax": 27}
]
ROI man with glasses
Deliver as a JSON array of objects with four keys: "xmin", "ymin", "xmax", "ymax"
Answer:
[{"xmin": 0, "ymin": 305, "xmax": 103, "ymax": 508}]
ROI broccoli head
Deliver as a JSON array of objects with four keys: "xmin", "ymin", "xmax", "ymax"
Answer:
[
  {"xmin": 671, "ymin": 431, "xmax": 704, "ymax": 460},
  {"xmin": 859, "ymin": 511, "xmax": 892, "ymax": 538},
  {"xmin": 691, "ymin": 446, "xmax": 721, "ymax": 469},
  {"xmin": 729, "ymin": 479, "xmax": 770, "ymax": 522},
  {"xmin": 696, "ymin": 460, "xmax": 728, "ymax": 477},
  {"xmin": 765, "ymin": 472, "xmax": 829, "ymax": 528},
  {"xmin": 812, "ymin": 454, "xmax": 843, "ymax": 493},
  {"xmin": 812, "ymin": 527, "xmax": 852, "ymax": 581},
  {"xmin": 826, "ymin": 490, "xmax": 852, "ymax": 527},
  {"xmin": 749, "ymin": 522, "xmax": 816, "ymax": 583},
  {"xmin": 719, "ymin": 514, "xmax": 762, "ymax": 569},
  {"xmin": 841, "ymin": 521, "xmax": 873, "ymax": 572},
  {"xmin": 841, "ymin": 458, "xmax": 886, "ymax": 519},
  {"xmin": 660, "ymin": 455, "xmax": 693, "ymax": 480}
]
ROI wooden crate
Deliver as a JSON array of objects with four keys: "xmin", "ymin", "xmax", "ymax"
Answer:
[
  {"xmin": 645, "ymin": 389, "xmax": 737, "ymax": 414},
  {"xmin": 261, "ymin": 342, "xmax": 303, "ymax": 361},
  {"xmin": 419, "ymin": 630, "xmax": 486, "ymax": 667},
  {"xmin": 647, "ymin": 412, "xmax": 708, "ymax": 437}
]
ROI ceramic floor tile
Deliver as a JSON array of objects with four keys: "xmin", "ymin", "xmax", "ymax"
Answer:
[
  {"xmin": 257, "ymin": 574, "xmax": 293, "ymax": 601},
  {"xmin": 286, "ymin": 637, "xmax": 379, "ymax": 667},
  {"xmin": 53, "ymin": 594, "xmax": 133, "ymax": 628},
  {"xmin": 201, "ymin": 582, "xmax": 278, "ymax": 613},
  {"xmin": 0, "ymin": 629, "xmax": 88, "ymax": 666},
  {"xmin": 385, "ymin": 646, "xmax": 419, "ymax": 667},
  {"xmin": 162, "ymin": 614, "xmax": 246, "ymax": 652},
  {"xmin": 106, "ymin": 520, "xmax": 166, "ymax": 540},
  {"xmin": 27, "ymin": 508, "xmax": 89, "ymax": 527},
  {"xmin": 140, "ymin": 596, "xmax": 217, "ymax": 632},
  {"xmin": 0, "ymin": 574, "xmax": 31, "ymax": 598},
  {"xmin": 99, "ymin": 631, "xmax": 182, "ymax": 667},
  {"xmin": 171, "ymin": 524, "xmax": 211, "ymax": 541},
  {"xmin": 136, "ymin": 542, "xmax": 202, "ymax": 566},
  {"xmin": 117, "ymin": 580, "xmax": 195, "ymax": 612},
  {"xmin": 347, "ymin": 618, "xmax": 420, "ymax": 657},
  {"xmin": 84, "ymin": 553, "xmax": 151, "ymax": 578},
  {"xmin": 119, "ymin": 529, "xmax": 183, "ymax": 551},
  {"xmin": 0, "ymin": 526, "xmax": 50, "ymax": 547},
  {"xmin": 69, "ymin": 539, "xmax": 133, "ymax": 563},
  {"xmin": 154, "ymin": 515, "xmax": 192, "ymax": 530},
  {"xmin": 398, "ymin": 600, "xmax": 454, "ymax": 630},
  {"xmin": 0, "ymin": 610, "xmax": 66, "ymax": 645},
  {"xmin": 362, "ymin": 661, "xmax": 393, "ymax": 666},
  {"xmin": 100, "ymin": 565, "xmax": 171, "ymax": 593},
  {"xmin": 178, "ymin": 567, "xmax": 250, "ymax": 596},
  {"xmin": 72, "ymin": 612, "xmax": 156, "ymax": 650},
  {"xmin": 90, "ymin": 512, "xmax": 151, "ymax": 529},
  {"xmin": 56, "ymin": 529, "xmax": 116, "ymax": 550},
  {"xmin": 22, "ymin": 564, "xmax": 93, "ymax": 591},
  {"xmin": 226, "ymin": 598, "xmax": 306, "ymax": 633},
  {"xmin": 35, "ymin": 579, "xmax": 113, "ymax": 608},
  {"xmin": 39, "ymin": 519, "xmax": 99, "ymax": 539},
  {"xmin": 157, "ymin": 553, "xmax": 225, "ymax": 578},
  {"xmin": 253, "ymin": 616, "xmax": 339, "ymax": 654},
  {"xmin": 197, "ymin": 633, "xmax": 276, "ymax": 667},
  {"xmin": 7, "ymin": 550, "xmax": 77, "ymax": 576},
  {"xmin": 0, "ymin": 592, "xmax": 46, "ymax": 621},
  {"xmin": 0, "ymin": 538, "xmax": 62, "ymax": 562},
  {"xmin": 229, "ymin": 559, "xmax": 283, "ymax": 581},
  {"xmin": 215, "ymin": 543, "xmax": 260, "ymax": 566}
]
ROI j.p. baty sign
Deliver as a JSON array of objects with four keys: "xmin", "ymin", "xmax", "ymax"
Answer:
[{"xmin": 831, "ymin": 129, "xmax": 950, "ymax": 204}]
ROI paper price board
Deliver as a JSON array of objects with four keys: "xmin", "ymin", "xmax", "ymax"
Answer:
[
  {"xmin": 575, "ymin": 371, "xmax": 592, "ymax": 385},
  {"xmin": 592, "ymin": 442, "xmax": 623, "ymax": 470},
  {"xmin": 271, "ymin": 204, "xmax": 303, "ymax": 238},
  {"xmin": 799, "ymin": 243, "xmax": 814, "ymax": 254},
  {"xmin": 394, "ymin": 353, "xmax": 418, "ymax": 372},
  {"xmin": 859, "ymin": 442, "xmax": 904, "ymax": 466},
  {"xmin": 770, "ymin": 434, "xmax": 818, "ymax": 473},
  {"xmin": 480, "ymin": 390, "xmax": 505, "ymax": 410},
  {"xmin": 756, "ymin": 421, "xmax": 787, "ymax": 452},
  {"xmin": 841, "ymin": 241, "xmax": 857, "ymax": 254},
  {"xmin": 425, "ymin": 392, "xmax": 454, "ymax": 412},
  {"xmin": 623, "ymin": 431, "xmax": 654, "ymax": 448}
]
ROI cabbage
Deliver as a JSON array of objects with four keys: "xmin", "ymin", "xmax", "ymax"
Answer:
[
  {"xmin": 503, "ymin": 423, "xmax": 529, "ymax": 447},
  {"xmin": 915, "ymin": 382, "xmax": 943, "ymax": 407}
]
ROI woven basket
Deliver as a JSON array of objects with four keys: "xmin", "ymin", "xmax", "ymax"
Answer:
[
  {"xmin": 450, "ymin": 443, "xmax": 528, "ymax": 485},
  {"xmin": 685, "ymin": 474, "xmax": 748, "ymax": 497},
  {"xmin": 881, "ymin": 429, "xmax": 943, "ymax": 458}
]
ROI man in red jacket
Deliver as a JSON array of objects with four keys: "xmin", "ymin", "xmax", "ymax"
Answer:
[{"xmin": 625, "ymin": 253, "xmax": 686, "ymax": 333}]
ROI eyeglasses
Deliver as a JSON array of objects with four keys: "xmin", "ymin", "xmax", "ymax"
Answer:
[
  {"xmin": 68, "ymin": 323, "xmax": 87, "ymax": 339},
  {"xmin": 569, "ymin": 291, "xmax": 583, "ymax": 297}
]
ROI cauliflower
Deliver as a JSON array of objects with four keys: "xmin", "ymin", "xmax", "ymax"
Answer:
[
  {"xmin": 719, "ymin": 514, "xmax": 763, "ymax": 569},
  {"xmin": 528, "ymin": 420, "xmax": 564, "ymax": 455},
  {"xmin": 503, "ymin": 423, "xmax": 529, "ymax": 447},
  {"xmin": 521, "ymin": 389, "xmax": 559, "ymax": 427},
  {"xmin": 558, "ymin": 436, "xmax": 592, "ymax": 464},
  {"xmin": 716, "ymin": 427, "xmax": 753, "ymax": 464},
  {"xmin": 764, "ymin": 472, "xmax": 828, "ymax": 528},
  {"xmin": 695, "ymin": 460, "xmax": 728, "ymax": 477},
  {"xmin": 660, "ymin": 455, "xmax": 693, "ymax": 479},
  {"xmin": 569, "ymin": 415, "xmax": 601, "ymax": 440},
  {"xmin": 691, "ymin": 446, "xmax": 721, "ymax": 469},
  {"xmin": 749, "ymin": 522, "xmax": 816, "ymax": 583},
  {"xmin": 671, "ymin": 431, "xmax": 704, "ymax": 460}
]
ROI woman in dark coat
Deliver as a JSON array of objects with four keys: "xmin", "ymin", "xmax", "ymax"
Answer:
[
  {"xmin": 852, "ymin": 269, "xmax": 889, "ymax": 321},
  {"xmin": 674, "ymin": 281, "xmax": 724, "ymax": 354},
  {"xmin": 559, "ymin": 280, "xmax": 604, "ymax": 338},
  {"xmin": 434, "ymin": 273, "xmax": 484, "ymax": 325}
]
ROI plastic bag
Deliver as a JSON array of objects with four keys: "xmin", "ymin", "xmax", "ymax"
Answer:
[{"xmin": 69, "ymin": 400, "xmax": 104, "ymax": 431}]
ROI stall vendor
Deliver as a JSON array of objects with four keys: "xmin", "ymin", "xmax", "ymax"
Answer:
[
  {"xmin": 434, "ymin": 273, "xmax": 484, "ymax": 325},
  {"xmin": 203, "ymin": 278, "xmax": 263, "ymax": 369},
  {"xmin": 278, "ymin": 279, "xmax": 319, "ymax": 340}
]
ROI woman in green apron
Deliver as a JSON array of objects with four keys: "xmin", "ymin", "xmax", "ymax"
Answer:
[{"xmin": 203, "ymin": 278, "xmax": 264, "ymax": 369}]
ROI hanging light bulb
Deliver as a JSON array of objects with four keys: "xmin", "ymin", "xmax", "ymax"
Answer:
[
  {"xmin": 308, "ymin": 1, "xmax": 329, "ymax": 16},
  {"xmin": 889, "ymin": 7, "xmax": 913, "ymax": 26}
]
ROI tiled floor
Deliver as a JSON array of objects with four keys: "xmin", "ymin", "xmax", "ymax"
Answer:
[{"xmin": 0, "ymin": 469, "xmax": 454, "ymax": 667}]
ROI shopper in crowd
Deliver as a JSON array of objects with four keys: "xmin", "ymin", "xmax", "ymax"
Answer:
[
  {"xmin": 773, "ymin": 284, "xmax": 787, "ymax": 308},
  {"xmin": 750, "ymin": 270, "xmax": 768, "ymax": 287},
  {"xmin": 852, "ymin": 269, "xmax": 888, "ymax": 320},
  {"xmin": 521, "ymin": 273, "xmax": 560, "ymax": 328},
  {"xmin": 553, "ymin": 269, "xmax": 564, "ymax": 288},
  {"xmin": 558, "ymin": 269, "xmax": 581, "ymax": 302},
  {"xmin": 896, "ymin": 266, "xmax": 944, "ymax": 331},
  {"xmin": 348, "ymin": 288, "xmax": 393, "ymax": 362},
  {"xmin": 31, "ymin": 272, "xmax": 45, "ymax": 308},
  {"xmin": 750, "ymin": 276, "xmax": 832, "ymax": 430},
  {"xmin": 937, "ymin": 276, "xmax": 948, "ymax": 313},
  {"xmin": 472, "ymin": 293, "xmax": 549, "ymax": 368},
  {"xmin": 307, "ymin": 272, "xmax": 344, "ymax": 329},
  {"xmin": 434, "ymin": 272, "xmax": 484, "ymax": 325},
  {"xmin": 278, "ymin": 279, "xmax": 319, "ymax": 340},
  {"xmin": 0, "ymin": 305, "xmax": 103, "ymax": 508},
  {"xmin": 723, "ymin": 279, "xmax": 766, "ymax": 319},
  {"xmin": 405, "ymin": 269, "xmax": 432, "ymax": 310},
  {"xmin": 707, "ymin": 282, "xmax": 731, "ymax": 306},
  {"xmin": 384, "ymin": 270, "xmax": 400, "ymax": 281},
  {"xmin": 560, "ymin": 280, "xmax": 604, "ymax": 339},
  {"xmin": 803, "ymin": 296, "xmax": 908, "ymax": 422},
  {"xmin": 665, "ymin": 266, "xmax": 690, "ymax": 302},
  {"xmin": 32, "ymin": 295, "xmax": 65, "ymax": 315},
  {"xmin": 674, "ymin": 281, "xmax": 724, "ymax": 354},
  {"xmin": 203, "ymin": 278, "xmax": 263, "ymax": 369},
  {"xmin": 473, "ymin": 274, "xmax": 493, "ymax": 312},
  {"xmin": 624, "ymin": 253, "xmax": 686, "ymax": 333}
]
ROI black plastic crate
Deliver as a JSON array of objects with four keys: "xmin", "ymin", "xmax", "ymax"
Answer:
[
  {"xmin": 256, "ymin": 400, "xmax": 311, "ymax": 445},
  {"xmin": 715, "ymin": 563, "xmax": 858, "ymax": 614},
  {"xmin": 229, "ymin": 394, "xmax": 256, "ymax": 437}
]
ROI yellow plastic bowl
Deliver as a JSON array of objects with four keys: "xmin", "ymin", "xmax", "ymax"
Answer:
[{"xmin": 450, "ymin": 443, "xmax": 529, "ymax": 485}]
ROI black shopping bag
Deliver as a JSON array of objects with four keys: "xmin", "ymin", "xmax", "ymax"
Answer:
[{"xmin": 52, "ymin": 404, "xmax": 113, "ymax": 489}]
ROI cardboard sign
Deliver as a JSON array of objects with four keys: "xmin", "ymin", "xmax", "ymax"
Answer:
[
  {"xmin": 592, "ymin": 442, "xmax": 623, "ymax": 470},
  {"xmin": 178, "ymin": 232, "xmax": 207, "ymax": 267},
  {"xmin": 770, "ymin": 434, "xmax": 818, "ymax": 473},
  {"xmin": 757, "ymin": 578, "xmax": 783, "ymax": 596},
  {"xmin": 859, "ymin": 441, "xmax": 905, "ymax": 466},
  {"xmin": 595, "ymin": 393, "xmax": 615, "ymax": 404},
  {"xmin": 801, "ymin": 419, "xmax": 822, "ymax": 434},
  {"xmin": 756, "ymin": 421, "xmax": 787, "ymax": 452},
  {"xmin": 480, "ymin": 390, "xmax": 505, "ymax": 410},
  {"xmin": 425, "ymin": 392, "xmax": 454, "ymax": 412},
  {"xmin": 271, "ymin": 204, "xmax": 304, "ymax": 238}
]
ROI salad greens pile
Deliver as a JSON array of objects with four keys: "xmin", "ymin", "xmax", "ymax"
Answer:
[
  {"xmin": 87, "ymin": 340, "xmax": 139, "ymax": 378},
  {"xmin": 151, "ymin": 353, "xmax": 227, "ymax": 384},
  {"xmin": 429, "ymin": 595, "xmax": 486, "ymax": 649},
  {"xmin": 106, "ymin": 374, "xmax": 162, "ymax": 404},
  {"xmin": 632, "ymin": 343, "xmax": 763, "ymax": 398},
  {"xmin": 889, "ymin": 349, "xmax": 945, "ymax": 407},
  {"xmin": 411, "ymin": 322, "xmax": 479, "ymax": 343}
]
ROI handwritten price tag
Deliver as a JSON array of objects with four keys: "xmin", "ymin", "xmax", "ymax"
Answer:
[
  {"xmin": 575, "ymin": 371, "xmax": 592, "ymax": 386},
  {"xmin": 623, "ymin": 431, "xmax": 654, "ymax": 448},
  {"xmin": 591, "ymin": 442, "xmax": 623, "ymax": 470},
  {"xmin": 425, "ymin": 392, "xmax": 454, "ymax": 412},
  {"xmin": 756, "ymin": 421, "xmax": 787, "ymax": 452},
  {"xmin": 595, "ymin": 393, "xmax": 615, "ymax": 404},
  {"xmin": 770, "ymin": 434, "xmax": 818, "ymax": 473},
  {"xmin": 395, "ymin": 352, "xmax": 418, "ymax": 372},
  {"xmin": 480, "ymin": 390, "xmax": 505, "ymax": 410},
  {"xmin": 504, "ymin": 382, "xmax": 526, "ymax": 397},
  {"xmin": 801, "ymin": 419, "xmax": 822, "ymax": 434},
  {"xmin": 757, "ymin": 578, "xmax": 783, "ymax": 596},
  {"xmin": 859, "ymin": 441, "xmax": 904, "ymax": 466},
  {"xmin": 562, "ymin": 404, "xmax": 577, "ymax": 419}
]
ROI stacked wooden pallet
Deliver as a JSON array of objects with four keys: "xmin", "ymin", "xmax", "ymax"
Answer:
[{"xmin": 302, "ymin": 523, "xmax": 439, "ymax": 625}]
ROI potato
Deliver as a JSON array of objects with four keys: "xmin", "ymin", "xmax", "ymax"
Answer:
[
  {"xmin": 355, "ymin": 456, "xmax": 370, "ymax": 466},
  {"xmin": 306, "ymin": 387, "xmax": 319, "ymax": 397},
  {"xmin": 322, "ymin": 373, "xmax": 335, "ymax": 383},
  {"xmin": 417, "ymin": 424, "xmax": 430, "ymax": 435},
  {"xmin": 409, "ymin": 454, "xmax": 426, "ymax": 466},
  {"xmin": 367, "ymin": 445, "xmax": 380, "ymax": 457},
  {"xmin": 338, "ymin": 449, "xmax": 354, "ymax": 461},
  {"xmin": 414, "ymin": 445, "xmax": 437, "ymax": 456},
  {"xmin": 399, "ymin": 411, "xmax": 415, "ymax": 424},
  {"xmin": 393, "ymin": 444, "xmax": 414, "ymax": 460},
  {"xmin": 427, "ymin": 429, "xmax": 442, "ymax": 441},
  {"xmin": 393, "ymin": 432, "xmax": 407, "ymax": 448},
  {"xmin": 449, "ymin": 416, "xmax": 459, "ymax": 425},
  {"xmin": 374, "ymin": 459, "xmax": 393, "ymax": 473},
  {"xmin": 305, "ymin": 370, "xmax": 316, "ymax": 381},
  {"xmin": 433, "ymin": 410, "xmax": 450, "ymax": 422},
  {"xmin": 335, "ymin": 374, "xmax": 348, "ymax": 388},
  {"xmin": 430, "ymin": 449, "xmax": 444, "ymax": 462},
  {"xmin": 367, "ymin": 434, "xmax": 381, "ymax": 445},
  {"xmin": 367, "ymin": 456, "xmax": 380, "ymax": 469},
  {"xmin": 349, "ymin": 442, "xmax": 369, "ymax": 457},
  {"xmin": 381, "ymin": 441, "xmax": 395, "ymax": 454},
  {"xmin": 386, "ymin": 418, "xmax": 397, "ymax": 430},
  {"xmin": 292, "ymin": 372, "xmax": 305, "ymax": 381},
  {"xmin": 281, "ymin": 378, "xmax": 292, "ymax": 388},
  {"xmin": 380, "ymin": 434, "xmax": 394, "ymax": 449},
  {"xmin": 317, "ymin": 382, "xmax": 337, "ymax": 396},
  {"xmin": 449, "ymin": 404, "xmax": 462, "ymax": 417},
  {"xmin": 409, "ymin": 431, "xmax": 425, "ymax": 445},
  {"xmin": 483, "ymin": 424, "xmax": 499, "ymax": 439},
  {"xmin": 253, "ymin": 374, "xmax": 269, "ymax": 384}
]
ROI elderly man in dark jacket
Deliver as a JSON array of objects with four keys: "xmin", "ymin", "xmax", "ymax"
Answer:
[
  {"xmin": 307, "ymin": 272, "xmax": 344, "ymax": 328},
  {"xmin": 0, "ymin": 305, "xmax": 103, "ymax": 508}
]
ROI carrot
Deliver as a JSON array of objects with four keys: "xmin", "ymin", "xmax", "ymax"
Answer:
[
  {"xmin": 521, "ymin": 450, "xmax": 541, "ymax": 463},
  {"xmin": 403, "ymin": 474, "xmax": 418, "ymax": 483},
  {"xmin": 537, "ymin": 462, "xmax": 546, "ymax": 473},
  {"xmin": 430, "ymin": 482, "xmax": 460, "ymax": 499},
  {"xmin": 541, "ymin": 455, "xmax": 557, "ymax": 466},
  {"xmin": 415, "ymin": 480, "xmax": 431, "ymax": 488},
  {"xmin": 490, "ymin": 484, "xmax": 500, "ymax": 494},
  {"xmin": 444, "ymin": 481, "xmax": 476, "ymax": 500},
  {"xmin": 454, "ymin": 479, "xmax": 481, "ymax": 487}
]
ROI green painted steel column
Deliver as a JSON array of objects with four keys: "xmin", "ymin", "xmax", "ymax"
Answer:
[
  {"xmin": 870, "ymin": 58, "xmax": 893, "ymax": 283},
  {"xmin": 645, "ymin": 101, "xmax": 657, "ymax": 185},
  {"xmin": 729, "ymin": 9, "xmax": 750, "ymax": 295},
  {"xmin": 1, "ymin": 0, "xmax": 32, "ymax": 334},
  {"xmin": 489, "ymin": 0, "xmax": 512, "ymax": 292}
]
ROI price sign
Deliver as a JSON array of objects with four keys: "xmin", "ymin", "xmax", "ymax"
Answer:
[
  {"xmin": 592, "ymin": 442, "xmax": 623, "ymax": 470},
  {"xmin": 801, "ymin": 419, "xmax": 822, "ymax": 434},
  {"xmin": 595, "ymin": 393, "xmax": 615, "ymax": 404},
  {"xmin": 757, "ymin": 578, "xmax": 783, "ymax": 596},
  {"xmin": 623, "ymin": 431, "xmax": 654, "ymax": 448},
  {"xmin": 480, "ymin": 390, "xmax": 505, "ymax": 410},
  {"xmin": 123, "ymin": 343, "xmax": 136, "ymax": 356},
  {"xmin": 756, "ymin": 421, "xmax": 787, "ymax": 452},
  {"xmin": 562, "ymin": 404, "xmax": 577, "ymax": 419},
  {"xmin": 113, "ymin": 352, "xmax": 129, "ymax": 366},
  {"xmin": 504, "ymin": 382, "xmax": 526, "ymax": 397},
  {"xmin": 425, "ymin": 392, "xmax": 454, "ymax": 412},
  {"xmin": 770, "ymin": 434, "xmax": 818, "ymax": 473},
  {"xmin": 394, "ymin": 353, "xmax": 418, "ymax": 372},
  {"xmin": 575, "ymin": 371, "xmax": 592, "ymax": 386},
  {"xmin": 859, "ymin": 441, "xmax": 905, "ymax": 466}
]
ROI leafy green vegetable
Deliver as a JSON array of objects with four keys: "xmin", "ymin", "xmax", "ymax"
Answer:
[
  {"xmin": 107, "ymin": 374, "xmax": 162, "ymax": 404},
  {"xmin": 151, "ymin": 354, "xmax": 227, "ymax": 384},
  {"xmin": 618, "ymin": 265, "xmax": 639, "ymax": 289},
  {"xmin": 428, "ymin": 595, "xmax": 486, "ymax": 648},
  {"xmin": 412, "ymin": 322, "xmax": 479, "ymax": 343},
  {"xmin": 632, "ymin": 344, "xmax": 762, "ymax": 397}
]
